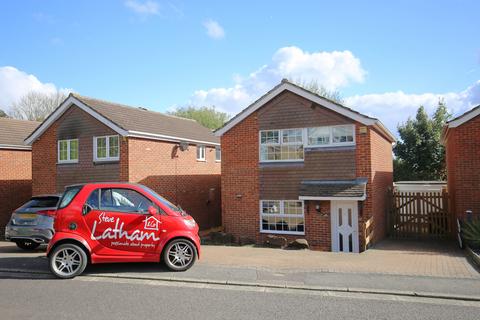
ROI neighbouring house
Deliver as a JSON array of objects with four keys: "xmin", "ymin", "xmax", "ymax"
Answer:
[
  {"xmin": 442, "ymin": 104, "xmax": 480, "ymax": 221},
  {"xmin": 25, "ymin": 94, "xmax": 221, "ymax": 229},
  {"xmin": 0, "ymin": 117, "xmax": 40, "ymax": 237},
  {"xmin": 216, "ymin": 79, "xmax": 396, "ymax": 252}
]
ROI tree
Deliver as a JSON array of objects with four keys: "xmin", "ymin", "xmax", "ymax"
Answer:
[
  {"xmin": 168, "ymin": 106, "xmax": 230, "ymax": 130},
  {"xmin": 289, "ymin": 78, "xmax": 344, "ymax": 104},
  {"xmin": 393, "ymin": 100, "xmax": 450, "ymax": 181},
  {"xmin": 9, "ymin": 91, "xmax": 67, "ymax": 121},
  {"xmin": 0, "ymin": 108, "xmax": 7, "ymax": 117}
]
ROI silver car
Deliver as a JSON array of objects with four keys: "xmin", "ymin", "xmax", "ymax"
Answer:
[{"xmin": 5, "ymin": 195, "xmax": 61, "ymax": 250}]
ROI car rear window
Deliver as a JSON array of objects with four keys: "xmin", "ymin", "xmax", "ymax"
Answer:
[
  {"xmin": 22, "ymin": 197, "xmax": 59, "ymax": 209},
  {"xmin": 59, "ymin": 186, "xmax": 83, "ymax": 209}
]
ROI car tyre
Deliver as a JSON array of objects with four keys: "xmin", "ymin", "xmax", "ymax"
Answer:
[
  {"xmin": 163, "ymin": 239, "xmax": 197, "ymax": 272},
  {"xmin": 49, "ymin": 243, "xmax": 88, "ymax": 279},
  {"xmin": 16, "ymin": 240, "xmax": 40, "ymax": 250}
]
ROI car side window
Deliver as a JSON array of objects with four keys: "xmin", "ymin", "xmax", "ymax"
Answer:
[
  {"xmin": 98, "ymin": 188, "xmax": 158, "ymax": 214},
  {"xmin": 86, "ymin": 189, "xmax": 100, "ymax": 209}
]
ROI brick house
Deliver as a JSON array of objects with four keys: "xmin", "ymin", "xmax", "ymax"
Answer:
[
  {"xmin": 0, "ymin": 117, "xmax": 40, "ymax": 236},
  {"xmin": 216, "ymin": 80, "xmax": 395, "ymax": 252},
  {"xmin": 442, "ymin": 104, "xmax": 480, "ymax": 220},
  {"xmin": 25, "ymin": 94, "xmax": 221, "ymax": 229}
]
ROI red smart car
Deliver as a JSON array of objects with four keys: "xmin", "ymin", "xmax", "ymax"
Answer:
[{"xmin": 47, "ymin": 183, "xmax": 200, "ymax": 279}]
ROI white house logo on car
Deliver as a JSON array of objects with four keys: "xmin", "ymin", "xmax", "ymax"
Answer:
[{"xmin": 144, "ymin": 216, "xmax": 161, "ymax": 231}]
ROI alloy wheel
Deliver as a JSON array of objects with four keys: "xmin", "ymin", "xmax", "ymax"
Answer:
[
  {"xmin": 167, "ymin": 241, "xmax": 194, "ymax": 268},
  {"xmin": 52, "ymin": 247, "xmax": 83, "ymax": 277}
]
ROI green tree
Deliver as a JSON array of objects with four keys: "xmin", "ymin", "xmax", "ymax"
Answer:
[
  {"xmin": 289, "ymin": 78, "xmax": 344, "ymax": 104},
  {"xmin": 0, "ymin": 108, "xmax": 7, "ymax": 117},
  {"xmin": 168, "ymin": 106, "xmax": 230, "ymax": 130},
  {"xmin": 394, "ymin": 100, "xmax": 450, "ymax": 181}
]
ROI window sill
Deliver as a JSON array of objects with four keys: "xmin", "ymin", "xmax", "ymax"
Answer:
[
  {"xmin": 197, "ymin": 159, "xmax": 206, "ymax": 162},
  {"xmin": 57, "ymin": 161, "xmax": 78, "ymax": 165},
  {"xmin": 260, "ymin": 230, "xmax": 305, "ymax": 236}
]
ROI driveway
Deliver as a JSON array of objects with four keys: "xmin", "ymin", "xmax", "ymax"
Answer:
[{"xmin": 200, "ymin": 239, "xmax": 479, "ymax": 279}]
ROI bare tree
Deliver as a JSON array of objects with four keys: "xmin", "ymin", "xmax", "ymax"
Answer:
[
  {"xmin": 289, "ymin": 78, "xmax": 344, "ymax": 104},
  {"xmin": 9, "ymin": 91, "xmax": 67, "ymax": 121},
  {"xmin": 0, "ymin": 108, "xmax": 7, "ymax": 117}
]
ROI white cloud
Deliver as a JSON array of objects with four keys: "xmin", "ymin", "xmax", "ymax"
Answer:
[
  {"xmin": 124, "ymin": 0, "xmax": 160, "ymax": 16},
  {"xmin": 345, "ymin": 81, "xmax": 480, "ymax": 134},
  {"xmin": 0, "ymin": 66, "xmax": 68, "ymax": 112},
  {"xmin": 190, "ymin": 46, "xmax": 366, "ymax": 112},
  {"xmin": 203, "ymin": 19, "xmax": 225, "ymax": 39}
]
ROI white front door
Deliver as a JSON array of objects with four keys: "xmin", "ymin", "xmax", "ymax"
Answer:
[{"xmin": 331, "ymin": 201, "xmax": 359, "ymax": 253}]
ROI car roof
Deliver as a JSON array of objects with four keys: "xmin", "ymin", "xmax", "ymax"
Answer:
[
  {"xmin": 65, "ymin": 182, "xmax": 143, "ymax": 189},
  {"xmin": 32, "ymin": 194, "xmax": 62, "ymax": 198}
]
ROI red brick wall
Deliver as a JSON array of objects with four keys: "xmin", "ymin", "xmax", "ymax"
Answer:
[
  {"xmin": 446, "ymin": 115, "xmax": 480, "ymax": 219},
  {"xmin": 32, "ymin": 122, "xmax": 57, "ymax": 195},
  {"xmin": 221, "ymin": 112, "xmax": 260, "ymax": 241},
  {"xmin": 0, "ymin": 149, "xmax": 33, "ymax": 237},
  {"xmin": 127, "ymin": 137, "xmax": 221, "ymax": 229}
]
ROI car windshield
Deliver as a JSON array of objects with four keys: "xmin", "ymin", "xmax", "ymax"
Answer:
[
  {"xmin": 59, "ymin": 186, "xmax": 83, "ymax": 209},
  {"xmin": 22, "ymin": 196, "xmax": 59, "ymax": 209},
  {"xmin": 139, "ymin": 185, "xmax": 182, "ymax": 213}
]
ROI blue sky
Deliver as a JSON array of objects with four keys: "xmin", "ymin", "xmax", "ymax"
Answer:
[{"xmin": 0, "ymin": 0, "xmax": 479, "ymax": 133}]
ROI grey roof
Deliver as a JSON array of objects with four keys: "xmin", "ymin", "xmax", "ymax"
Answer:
[
  {"xmin": 300, "ymin": 178, "xmax": 367, "ymax": 198},
  {"xmin": 72, "ymin": 94, "xmax": 219, "ymax": 145},
  {"xmin": 447, "ymin": 104, "xmax": 480, "ymax": 124},
  {"xmin": 0, "ymin": 117, "xmax": 40, "ymax": 148}
]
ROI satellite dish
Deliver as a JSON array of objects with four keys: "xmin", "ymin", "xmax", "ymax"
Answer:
[{"xmin": 179, "ymin": 141, "xmax": 189, "ymax": 151}]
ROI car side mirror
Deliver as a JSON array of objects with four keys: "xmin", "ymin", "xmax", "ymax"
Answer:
[
  {"xmin": 148, "ymin": 206, "xmax": 158, "ymax": 216},
  {"xmin": 83, "ymin": 204, "xmax": 93, "ymax": 215}
]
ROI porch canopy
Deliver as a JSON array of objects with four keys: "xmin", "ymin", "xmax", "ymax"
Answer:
[{"xmin": 298, "ymin": 178, "xmax": 367, "ymax": 201}]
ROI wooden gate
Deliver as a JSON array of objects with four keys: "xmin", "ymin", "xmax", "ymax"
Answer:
[{"xmin": 388, "ymin": 191, "xmax": 452, "ymax": 238}]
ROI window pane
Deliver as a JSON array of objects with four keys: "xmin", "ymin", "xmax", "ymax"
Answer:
[
  {"xmin": 332, "ymin": 126, "xmax": 354, "ymax": 143},
  {"xmin": 308, "ymin": 127, "xmax": 330, "ymax": 145},
  {"xmin": 59, "ymin": 140, "xmax": 68, "ymax": 161},
  {"xmin": 59, "ymin": 186, "xmax": 82, "ymax": 208},
  {"xmin": 215, "ymin": 146, "xmax": 221, "ymax": 161},
  {"xmin": 260, "ymin": 131, "xmax": 279, "ymax": 144},
  {"xmin": 69, "ymin": 140, "xmax": 78, "ymax": 160},
  {"xmin": 109, "ymin": 136, "xmax": 119, "ymax": 158},
  {"xmin": 86, "ymin": 189, "xmax": 100, "ymax": 209},
  {"xmin": 284, "ymin": 201, "xmax": 303, "ymax": 214},
  {"xmin": 197, "ymin": 145, "xmax": 205, "ymax": 160},
  {"xmin": 100, "ymin": 188, "xmax": 153, "ymax": 213},
  {"xmin": 282, "ymin": 129, "xmax": 303, "ymax": 144},
  {"xmin": 262, "ymin": 200, "xmax": 280, "ymax": 214},
  {"xmin": 279, "ymin": 145, "xmax": 303, "ymax": 160},
  {"xmin": 96, "ymin": 137, "xmax": 107, "ymax": 158}
]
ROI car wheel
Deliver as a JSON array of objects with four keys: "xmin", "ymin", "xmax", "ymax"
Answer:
[
  {"xmin": 163, "ymin": 239, "xmax": 197, "ymax": 271},
  {"xmin": 16, "ymin": 240, "xmax": 40, "ymax": 250},
  {"xmin": 49, "ymin": 243, "xmax": 88, "ymax": 279}
]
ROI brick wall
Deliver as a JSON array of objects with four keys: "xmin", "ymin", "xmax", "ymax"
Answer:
[
  {"xmin": 0, "ymin": 149, "xmax": 33, "ymax": 237},
  {"xmin": 446, "ymin": 115, "xmax": 480, "ymax": 219},
  {"xmin": 128, "ymin": 137, "xmax": 221, "ymax": 230},
  {"xmin": 32, "ymin": 122, "xmax": 57, "ymax": 195}
]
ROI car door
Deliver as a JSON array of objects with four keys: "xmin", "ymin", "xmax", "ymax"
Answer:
[{"xmin": 83, "ymin": 187, "xmax": 163, "ymax": 256}]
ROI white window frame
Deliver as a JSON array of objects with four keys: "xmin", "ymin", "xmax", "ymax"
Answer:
[
  {"xmin": 307, "ymin": 124, "xmax": 356, "ymax": 148},
  {"xmin": 57, "ymin": 139, "xmax": 79, "ymax": 164},
  {"xmin": 196, "ymin": 145, "xmax": 206, "ymax": 161},
  {"xmin": 93, "ymin": 135, "xmax": 120, "ymax": 162},
  {"xmin": 259, "ymin": 200, "xmax": 305, "ymax": 235},
  {"xmin": 259, "ymin": 128, "xmax": 305, "ymax": 163},
  {"xmin": 215, "ymin": 146, "xmax": 221, "ymax": 162}
]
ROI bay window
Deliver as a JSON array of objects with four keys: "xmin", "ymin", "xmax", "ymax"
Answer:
[
  {"xmin": 260, "ymin": 200, "xmax": 305, "ymax": 234},
  {"xmin": 94, "ymin": 135, "xmax": 119, "ymax": 161}
]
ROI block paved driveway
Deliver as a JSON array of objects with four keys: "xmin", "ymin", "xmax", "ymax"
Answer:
[{"xmin": 200, "ymin": 239, "xmax": 479, "ymax": 279}]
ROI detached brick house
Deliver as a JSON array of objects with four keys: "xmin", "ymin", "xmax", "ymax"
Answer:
[
  {"xmin": 0, "ymin": 117, "xmax": 40, "ymax": 236},
  {"xmin": 442, "ymin": 105, "xmax": 480, "ymax": 220},
  {"xmin": 216, "ymin": 80, "xmax": 395, "ymax": 252},
  {"xmin": 25, "ymin": 94, "xmax": 221, "ymax": 229}
]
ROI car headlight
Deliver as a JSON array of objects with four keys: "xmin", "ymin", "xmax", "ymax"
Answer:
[{"xmin": 183, "ymin": 219, "xmax": 196, "ymax": 228}]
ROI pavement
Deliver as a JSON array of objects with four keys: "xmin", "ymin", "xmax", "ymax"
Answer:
[{"xmin": 0, "ymin": 239, "xmax": 479, "ymax": 301}]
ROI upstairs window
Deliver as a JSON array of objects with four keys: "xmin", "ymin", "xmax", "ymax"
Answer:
[
  {"xmin": 260, "ymin": 129, "xmax": 304, "ymax": 162},
  {"xmin": 197, "ymin": 145, "xmax": 206, "ymax": 161},
  {"xmin": 215, "ymin": 146, "xmax": 221, "ymax": 162},
  {"xmin": 58, "ymin": 139, "xmax": 78, "ymax": 163},
  {"xmin": 307, "ymin": 125, "xmax": 355, "ymax": 147},
  {"xmin": 94, "ymin": 135, "xmax": 119, "ymax": 161}
]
